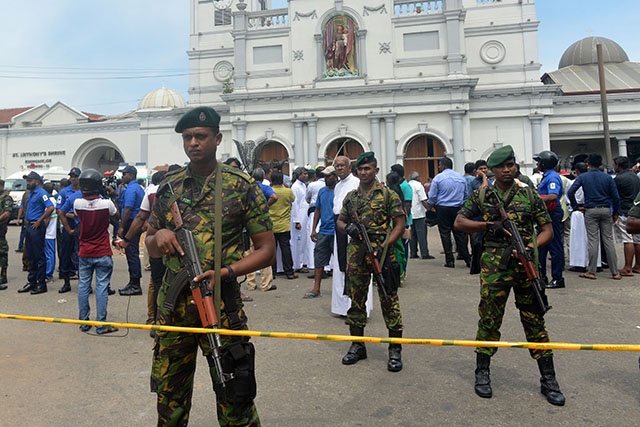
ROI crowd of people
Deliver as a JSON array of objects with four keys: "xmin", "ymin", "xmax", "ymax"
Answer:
[{"xmin": 2, "ymin": 104, "xmax": 640, "ymax": 424}]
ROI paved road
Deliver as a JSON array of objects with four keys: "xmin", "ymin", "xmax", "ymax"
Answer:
[{"xmin": 1, "ymin": 225, "xmax": 639, "ymax": 426}]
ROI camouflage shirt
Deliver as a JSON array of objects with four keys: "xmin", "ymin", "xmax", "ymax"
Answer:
[
  {"xmin": 459, "ymin": 183, "xmax": 551, "ymax": 248},
  {"xmin": 341, "ymin": 183, "xmax": 405, "ymax": 247},
  {"xmin": 149, "ymin": 163, "xmax": 272, "ymax": 274},
  {"xmin": 0, "ymin": 191, "xmax": 12, "ymax": 221}
]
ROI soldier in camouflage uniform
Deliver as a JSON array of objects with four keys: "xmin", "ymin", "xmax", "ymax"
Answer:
[
  {"xmin": 0, "ymin": 179, "xmax": 13, "ymax": 289},
  {"xmin": 146, "ymin": 107, "xmax": 275, "ymax": 426},
  {"xmin": 454, "ymin": 145, "xmax": 565, "ymax": 406},
  {"xmin": 336, "ymin": 152, "xmax": 406, "ymax": 372}
]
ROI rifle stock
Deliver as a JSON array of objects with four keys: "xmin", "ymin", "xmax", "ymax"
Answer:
[
  {"xmin": 175, "ymin": 227, "xmax": 232, "ymax": 386},
  {"xmin": 498, "ymin": 207, "xmax": 551, "ymax": 315}
]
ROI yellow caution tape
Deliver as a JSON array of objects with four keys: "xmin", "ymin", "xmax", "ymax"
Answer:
[{"xmin": 1, "ymin": 312, "xmax": 639, "ymax": 352}]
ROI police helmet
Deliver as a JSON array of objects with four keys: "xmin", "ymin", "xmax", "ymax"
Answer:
[
  {"xmin": 79, "ymin": 168, "xmax": 103, "ymax": 193},
  {"xmin": 533, "ymin": 150, "xmax": 559, "ymax": 170}
]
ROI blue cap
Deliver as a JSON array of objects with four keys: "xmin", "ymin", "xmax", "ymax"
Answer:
[
  {"xmin": 23, "ymin": 171, "xmax": 42, "ymax": 181},
  {"xmin": 68, "ymin": 167, "xmax": 82, "ymax": 177},
  {"xmin": 119, "ymin": 165, "xmax": 138, "ymax": 176}
]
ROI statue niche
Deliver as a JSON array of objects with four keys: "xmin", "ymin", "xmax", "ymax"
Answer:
[{"xmin": 322, "ymin": 16, "xmax": 358, "ymax": 78}]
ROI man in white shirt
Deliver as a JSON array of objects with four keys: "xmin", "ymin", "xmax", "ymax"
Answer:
[{"xmin": 290, "ymin": 166, "xmax": 310, "ymax": 272}]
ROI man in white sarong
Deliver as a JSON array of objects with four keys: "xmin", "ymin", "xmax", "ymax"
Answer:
[
  {"xmin": 331, "ymin": 156, "xmax": 373, "ymax": 316},
  {"xmin": 567, "ymin": 162, "xmax": 600, "ymax": 270},
  {"xmin": 291, "ymin": 167, "xmax": 309, "ymax": 272}
]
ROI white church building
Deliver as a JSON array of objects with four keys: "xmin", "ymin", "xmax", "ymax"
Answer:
[{"xmin": 1, "ymin": 0, "xmax": 639, "ymax": 183}]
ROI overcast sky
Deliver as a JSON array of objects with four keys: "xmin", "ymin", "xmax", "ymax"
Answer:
[{"xmin": 0, "ymin": 0, "xmax": 636, "ymax": 115}]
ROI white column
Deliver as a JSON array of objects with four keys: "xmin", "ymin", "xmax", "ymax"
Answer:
[
  {"xmin": 357, "ymin": 29, "xmax": 367, "ymax": 77},
  {"xmin": 292, "ymin": 120, "xmax": 305, "ymax": 168},
  {"xmin": 529, "ymin": 114, "xmax": 545, "ymax": 156},
  {"xmin": 368, "ymin": 115, "xmax": 382, "ymax": 157},
  {"xmin": 449, "ymin": 110, "xmax": 466, "ymax": 172},
  {"xmin": 233, "ymin": 120, "xmax": 247, "ymax": 145},
  {"xmin": 617, "ymin": 138, "xmax": 627, "ymax": 157},
  {"xmin": 233, "ymin": 3, "xmax": 248, "ymax": 89},
  {"xmin": 307, "ymin": 118, "xmax": 318, "ymax": 166},
  {"xmin": 314, "ymin": 34, "xmax": 324, "ymax": 78},
  {"xmin": 383, "ymin": 114, "xmax": 397, "ymax": 174}
]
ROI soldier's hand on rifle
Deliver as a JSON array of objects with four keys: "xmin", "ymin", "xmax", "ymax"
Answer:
[
  {"xmin": 152, "ymin": 228, "xmax": 184, "ymax": 257},
  {"xmin": 345, "ymin": 223, "xmax": 361, "ymax": 240},
  {"xmin": 486, "ymin": 221, "xmax": 508, "ymax": 238}
]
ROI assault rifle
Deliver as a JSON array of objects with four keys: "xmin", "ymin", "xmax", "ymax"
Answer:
[
  {"xmin": 348, "ymin": 208, "xmax": 389, "ymax": 301},
  {"xmin": 497, "ymin": 206, "xmax": 551, "ymax": 315},
  {"xmin": 172, "ymin": 227, "xmax": 232, "ymax": 387}
]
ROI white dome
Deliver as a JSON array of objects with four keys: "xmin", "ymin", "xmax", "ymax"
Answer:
[{"xmin": 137, "ymin": 86, "xmax": 186, "ymax": 110}]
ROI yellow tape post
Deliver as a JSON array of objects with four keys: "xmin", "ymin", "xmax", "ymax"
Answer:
[{"xmin": 1, "ymin": 312, "xmax": 639, "ymax": 352}]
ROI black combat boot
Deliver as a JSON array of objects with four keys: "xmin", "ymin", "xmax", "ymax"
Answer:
[
  {"xmin": 537, "ymin": 357, "xmax": 565, "ymax": 406},
  {"xmin": 119, "ymin": 278, "xmax": 142, "ymax": 296},
  {"xmin": 474, "ymin": 353, "xmax": 493, "ymax": 398},
  {"xmin": 342, "ymin": 325, "xmax": 367, "ymax": 365},
  {"xmin": 58, "ymin": 275, "xmax": 71, "ymax": 294},
  {"xmin": 0, "ymin": 267, "xmax": 7, "ymax": 285},
  {"xmin": 388, "ymin": 330, "xmax": 403, "ymax": 372}
]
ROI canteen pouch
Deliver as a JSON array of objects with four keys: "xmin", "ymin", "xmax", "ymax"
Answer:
[{"xmin": 212, "ymin": 342, "xmax": 257, "ymax": 405}]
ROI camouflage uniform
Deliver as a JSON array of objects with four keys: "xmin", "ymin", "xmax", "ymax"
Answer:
[
  {"xmin": 0, "ymin": 189, "xmax": 13, "ymax": 269},
  {"xmin": 149, "ymin": 164, "xmax": 271, "ymax": 427},
  {"xmin": 459, "ymin": 183, "xmax": 553, "ymax": 359},
  {"xmin": 341, "ymin": 184, "xmax": 405, "ymax": 331}
]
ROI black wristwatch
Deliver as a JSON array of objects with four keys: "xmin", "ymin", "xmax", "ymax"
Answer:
[
  {"xmin": 122, "ymin": 236, "xmax": 131, "ymax": 243},
  {"xmin": 223, "ymin": 264, "xmax": 236, "ymax": 282}
]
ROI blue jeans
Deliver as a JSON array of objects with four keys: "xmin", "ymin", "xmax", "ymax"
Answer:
[
  {"xmin": 45, "ymin": 238, "xmax": 56, "ymax": 279},
  {"xmin": 78, "ymin": 256, "xmax": 113, "ymax": 333}
]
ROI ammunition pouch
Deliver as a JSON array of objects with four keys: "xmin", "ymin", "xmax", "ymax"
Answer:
[
  {"xmin": 212, "ymin": 341, "xmax": 257, "ymax": 404},
  {"xmin": 381, "ymin": 258, "xmax": 401, "ymax": 296}
]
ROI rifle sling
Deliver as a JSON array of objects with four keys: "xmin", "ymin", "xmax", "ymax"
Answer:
[{"xmin": 213, "ymin": 164, "xmax": 223, "ymax": 321}]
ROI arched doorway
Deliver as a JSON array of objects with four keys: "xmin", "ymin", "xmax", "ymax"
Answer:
[
  {"xmin": 257, "ymin": 140, "xmax": 290, "ymax": 176},
  {"xmin": 74, "ymin": 139, "xmax": 124, "ymax": 174},
  {"xmin": 324, "ymin": 137, "xmax": 364, "ymax": 166},
  {"xmin": 403, "ymin": 134, "xmax": 446, "ymax": 183}
]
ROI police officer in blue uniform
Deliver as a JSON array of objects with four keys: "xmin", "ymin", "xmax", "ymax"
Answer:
[{"xmin": 17, "ymin": 171, "xmax": 55, "ymax": 295}]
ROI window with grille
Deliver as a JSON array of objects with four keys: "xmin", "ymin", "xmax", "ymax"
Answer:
[{"xmin": 214, "ymin": 10, "xmax": 231, "ymax": 26}]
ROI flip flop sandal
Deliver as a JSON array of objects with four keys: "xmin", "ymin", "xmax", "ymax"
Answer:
[
  {"xmin": 303, "ymin": 292, "xmax": 322, "ymax": 299},
  {"xmin": 97, "ymin": 326, "xmax": 119, "ymax": 335}
]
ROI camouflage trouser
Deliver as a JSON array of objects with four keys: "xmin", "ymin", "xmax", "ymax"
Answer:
[
  {"xmin": 0, "ymin": 231, "xmax": 8, "ymax": 268},
  {"xmin": 476, "ymin": 247, "xmax": 552, "ymax": 360},
  {"xmin": 151, "ymin": 280, "xmax": 260, "ymax": 427},
  {"xmin": 345, "ymin": 246, "xmax": 403, "ymax": 332}
]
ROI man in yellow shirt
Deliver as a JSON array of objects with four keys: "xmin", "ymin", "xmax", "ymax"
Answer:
[{"xmin": 269, "ymin": 170, "xmax": 297, "ymax": 280}]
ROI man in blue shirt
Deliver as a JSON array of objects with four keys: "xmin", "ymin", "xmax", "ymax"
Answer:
[
  {"xmin": 427, "ymin": 156, "xmax": 470, "ymax": 268},
  {"xmin": 56, "ymin": 167, "xmax": 81, "ymax": 293},
  {"xmin": 117, "ymin": 165, "xmax": 146, "ymax": 296},
  {"xmin": 17, "ymin": 171, "xmax": 55, "ymax": 295},
  {"xmin": 305, "ymin": 166, "xmax": 338, "ymax": 298},
  {"xmin": 534, "ymin": 150, "xmax": 566, "ymax": 289},
  {"xmin": 567, "ymin": 153, "xmax": 621, "ymax": 280}
]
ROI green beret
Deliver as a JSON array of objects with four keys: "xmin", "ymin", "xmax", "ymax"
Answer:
[
  {"xmin": 487, "ymin": 145, "xmax": 515, "ymax": 168},
  {"xmin": 355, "ymin": 151, "xmax": 376, "ymax": 167},
  {"xmin": 174, "ymin": 106, "xmax": 221, "ymax": 133}
]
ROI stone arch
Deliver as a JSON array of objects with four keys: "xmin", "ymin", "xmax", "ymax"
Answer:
[
  {"xmin": 73, "ymin": 138, "xmax": 124, "ymax": 174},
  {"xmin": 319, "ymin": 129, "xmax": 368, "ymax": 165},
  {"xmin": 254, "ymin": 137, "xmax": 292, "ymax": 176}
]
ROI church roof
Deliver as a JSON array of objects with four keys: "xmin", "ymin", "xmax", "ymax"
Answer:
[
  {"xmin": 558, "ymin": 36, "xmax": 629, "ymax": 69},
  {"xmin": 0, "ymin": 107, "xmax": 32, "ymax": 125},
  {"xmin": 542, "ymin": 36, "xmax": 640, "ymax": 94}
]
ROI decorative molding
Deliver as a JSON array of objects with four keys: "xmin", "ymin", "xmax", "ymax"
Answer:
[
  {"xmin": 213, "ymin": 61, "xmax": 234, "ymax": 82},
  {"xmin": 363, "ymin": 4, "xmax": 387, "ymax": 16},
  {"xmin": 479, "ymin": 40, "xmax": 506, "ymax": 65},
  {"xmin": 379, "ymin": 42, "xmax": 391, "ymax": 54},
  {"xmin": 293, "ymin": 50, "xmax": 304, "ymax": 61},
  {"xmin": 293, "ymin": 10, "xmax": 317, "ymax": 20}
]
